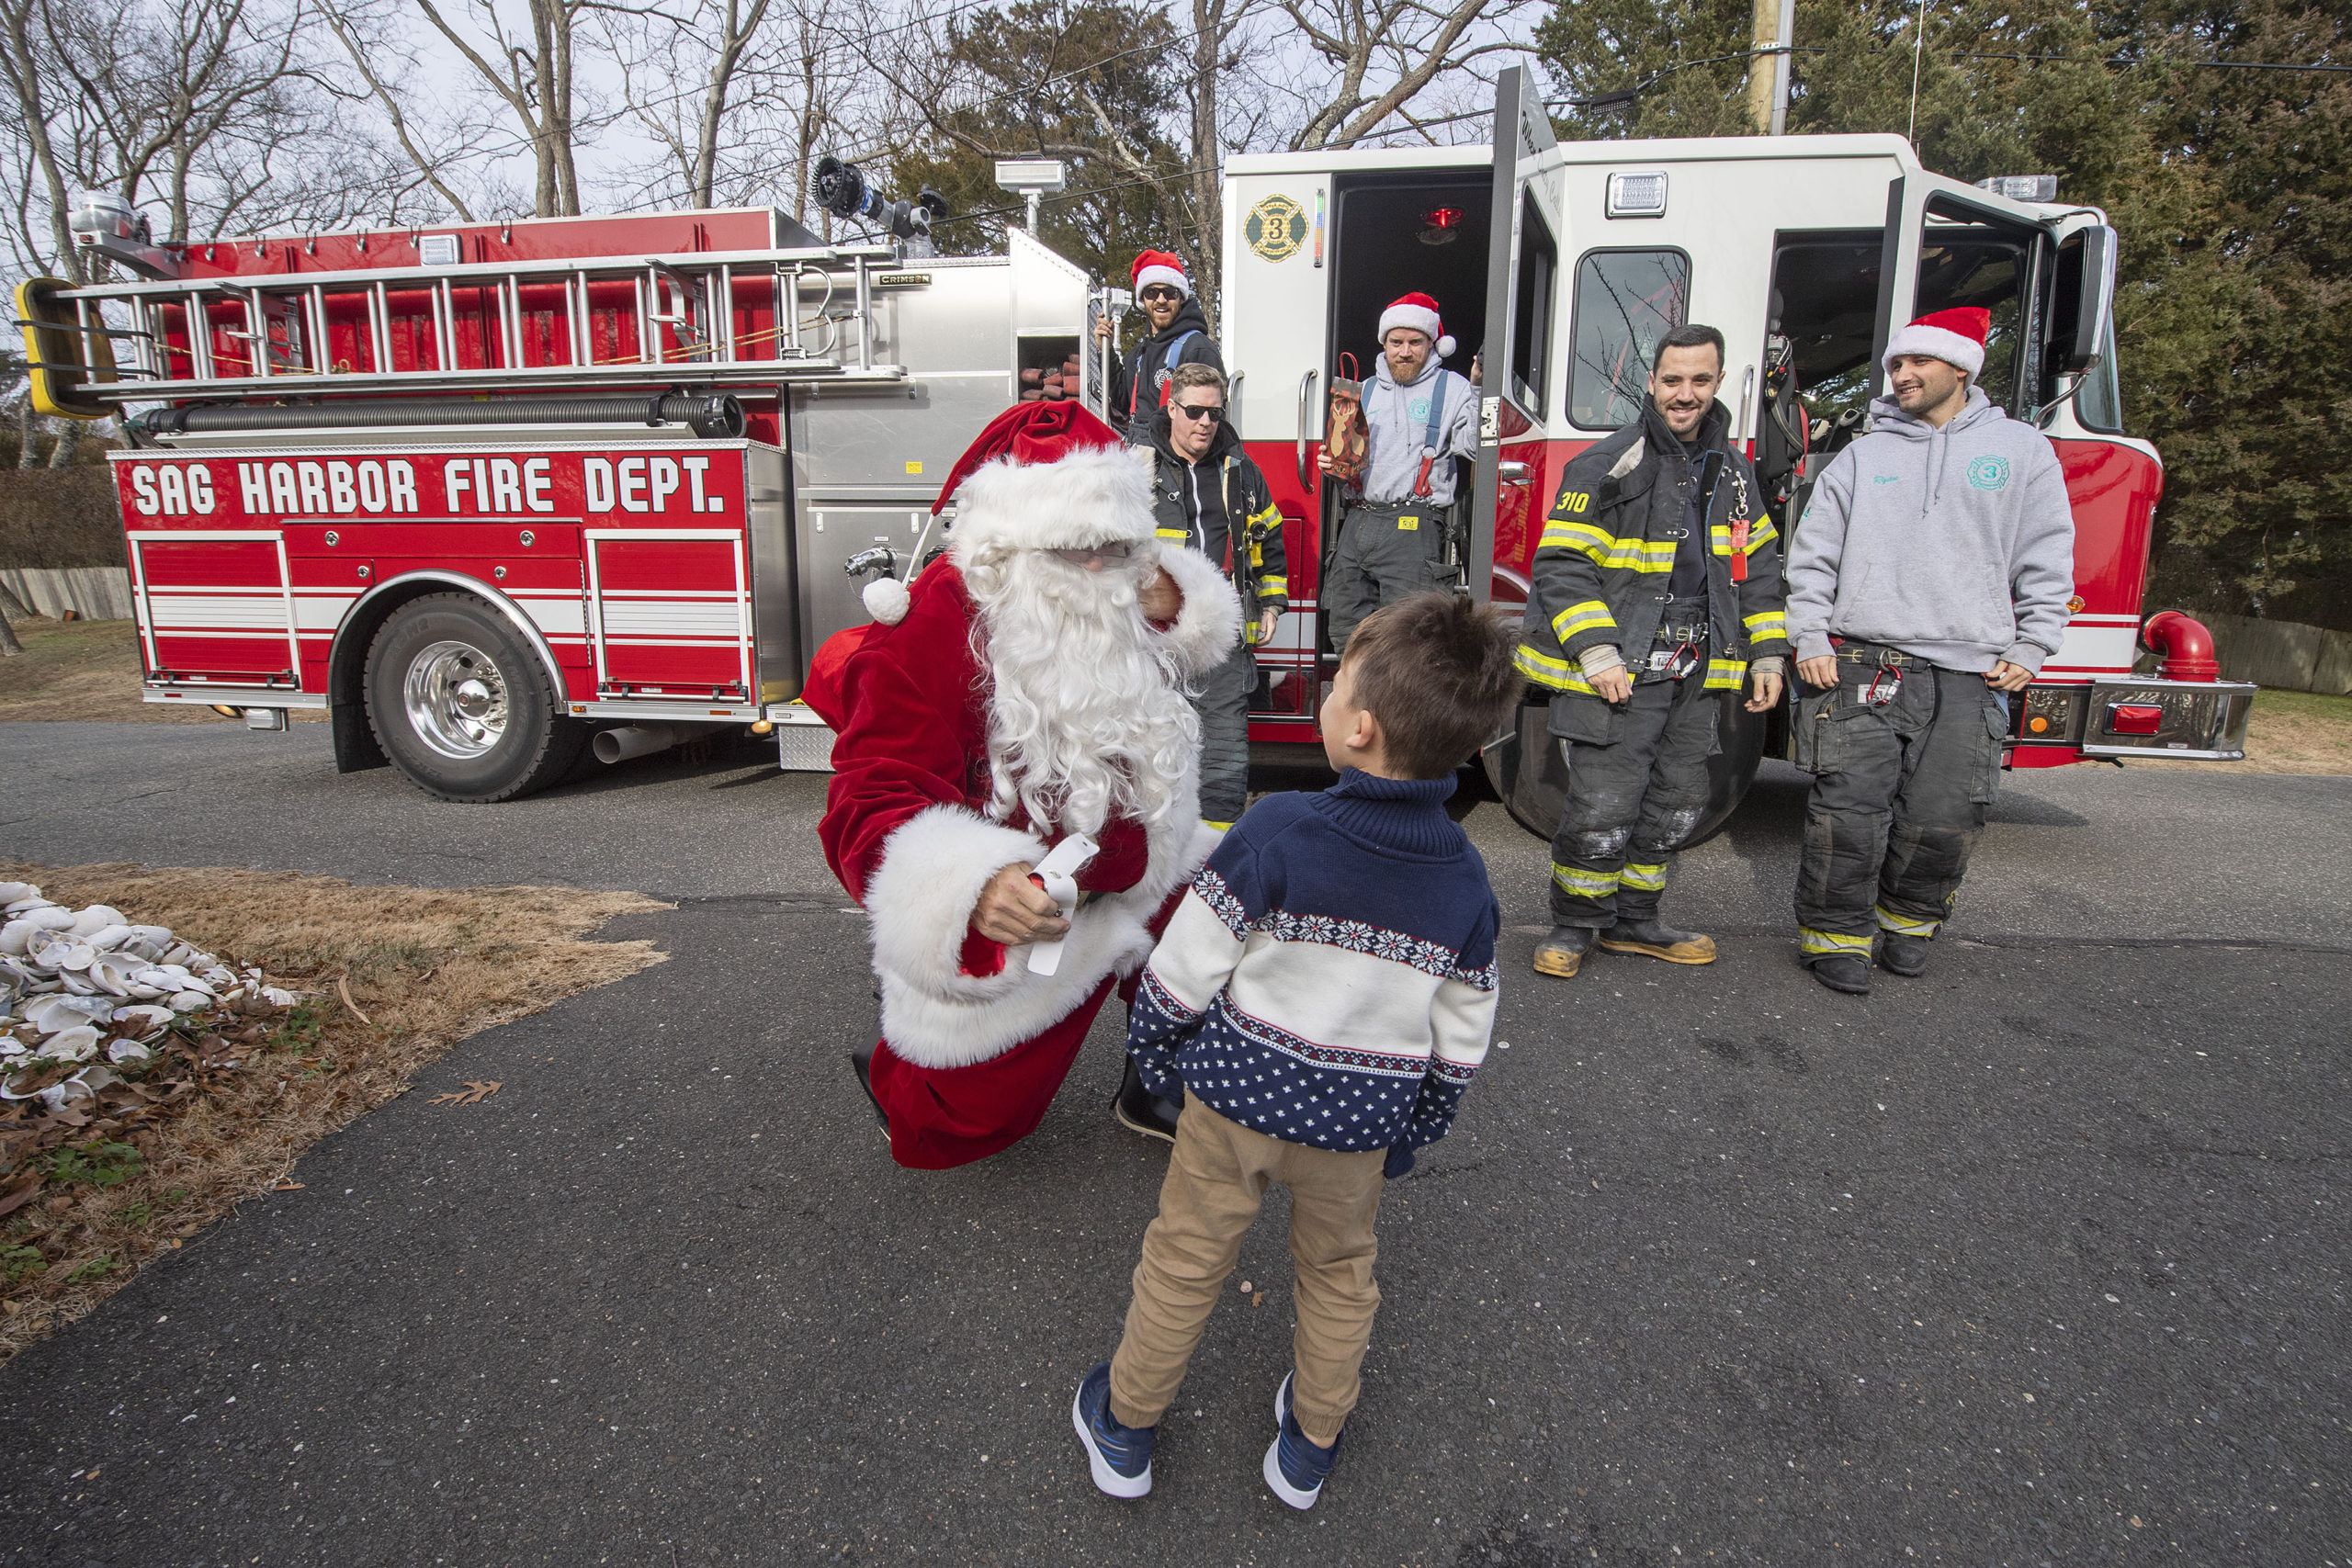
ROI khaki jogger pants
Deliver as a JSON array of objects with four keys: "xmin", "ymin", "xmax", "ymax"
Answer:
[{"xmin": 1108, "ymin": 1093, "xmax": 1387, "ymax": 1449}]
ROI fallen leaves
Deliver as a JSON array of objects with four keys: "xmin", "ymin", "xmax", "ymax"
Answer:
[
  {"xmin": 428, "ymin": 1080, "xmax": 502, "ymax": 1106},
  {"xmin": 272, "ymin": 1181, "xmax": 304, "ymax": 1191},
  {"xmin": 334, "ymin": 976, "xmax": 372, "ymax": 1026}
]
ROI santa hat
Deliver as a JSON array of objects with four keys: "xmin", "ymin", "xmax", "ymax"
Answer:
[
  {"xmin": 1130, "ymin": 249, "xmax": 1190, "ymax": 299},
  {"xmin": 899, "ymin": 401, "xmax": 1154, "ymax": 604},
  {"xmin": 1377, "ymin": 292, "xmax": 1455, "ymax": 359},
  {"xmin": 1883, "ymin": 307, "xmax": 1990, "ymax": 379}
]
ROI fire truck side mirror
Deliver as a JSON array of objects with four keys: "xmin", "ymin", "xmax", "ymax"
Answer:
[{"xmin": 2051, "ymin": 223, "xmax": 2118, "ymax": 376}]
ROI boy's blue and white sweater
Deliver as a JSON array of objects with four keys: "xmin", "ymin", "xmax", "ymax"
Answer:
[{"xmin": 1126, "ymin": 770, "xmax": 1500, "ymax": 1154}]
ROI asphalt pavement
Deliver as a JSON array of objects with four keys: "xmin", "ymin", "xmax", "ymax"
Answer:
[{"xmin": 1, "ymin": 722, "xmax": 2346, "ymax": 1566}]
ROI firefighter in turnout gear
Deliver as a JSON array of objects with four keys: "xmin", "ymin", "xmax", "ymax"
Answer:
[
  {"xmin": 1141, "ymin": 362, "xmax": 1288, "ymax": 829},
  {"xmin": 1785, "ymin": 307, "xmax": 2075, "ymax": 995},
  {"xmin": 1517, "ymin": 324, "xmax": 1791, "ymax": 978}
]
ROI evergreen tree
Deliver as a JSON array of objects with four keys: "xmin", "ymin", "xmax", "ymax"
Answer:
[{"xmin": 1532, "ymin": 0, "xmax": 2352, "ymax": 626}]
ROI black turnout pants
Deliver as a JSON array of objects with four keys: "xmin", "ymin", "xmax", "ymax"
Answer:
[
  {"xmin": 1793, "ymin": 657, "xmax": 2007, "ymax": 962},
  {"xmin": 1326, "ymin": 502, "xmax": 1449, "ymax": 651},
  {"xmin": 1192, "ymin": 640, "xmax": 1257, "ymax": 828},
  {"xmin": 1547, "ymin": 669, "xmax": 1720, "ymax": 928}
]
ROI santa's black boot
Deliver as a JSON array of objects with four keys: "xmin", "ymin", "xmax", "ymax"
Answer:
[
  {"xmin": 1113, "ymin": 1058, "xmax": 1182, "ymax": 1144},
  {"xmin": 847, "ymin": 1046, "xmax": 888, "ymax": 1134}
]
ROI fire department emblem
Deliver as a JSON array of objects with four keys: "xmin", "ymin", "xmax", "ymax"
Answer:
[
  {"xmin": 1245, "ymin": 195, "xmax": 1307, "ymax": 262},
  {"xmin": 1966, "ymin": 454, "xmax": 2011, "ymax": 491}
]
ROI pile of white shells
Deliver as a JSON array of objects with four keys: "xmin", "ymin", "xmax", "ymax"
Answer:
[{"xmin": 1, "ymin": 881, "xmax": 297, "ymax": 1113}]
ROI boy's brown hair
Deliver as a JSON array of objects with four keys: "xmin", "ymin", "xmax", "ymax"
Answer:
[{"xmin": 1341, "ymin": 592, "xmax": 1522, "ymax": 779}]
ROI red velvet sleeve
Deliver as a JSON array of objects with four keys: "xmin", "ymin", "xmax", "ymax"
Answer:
[
  {"xmin": 818, "ymin": 584, "xmax": 987, "ymax": 906},
  {"xmin": 1073, "ymin": 818, "xmax": 1150, "ymax": 894}
]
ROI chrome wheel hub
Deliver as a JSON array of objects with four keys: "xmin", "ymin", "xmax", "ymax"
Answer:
[{"xmin": 403, "ymin": 639, "xmax": 510, "ymax": 759}]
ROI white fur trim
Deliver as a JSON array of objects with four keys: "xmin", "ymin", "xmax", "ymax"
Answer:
[
  {"xmin": 873, "ymin": 802, "xmax": 1218, "ymax": 1069},
  {"xmin": 1436, "ymin": 334, "xmax": 1457, "ymax": 359},
  {"xmin": 1379, "ymin": 301, "xmax": 1442, "ymax": 346},
  {"xmin": 1883, "ymin": 322, "xmax": 1984, "ymax": 378},
  {"xmin": 865, "ymin": 803, "xmax": 1045, "ymax": 1009},
  {"xmin": 1150, "ymin": 543, "xmax": 1245, "ymax": 680},
  {"xmin": 947, "ymin": 444, "xmax": 1156, "ymax": 558},
  {"xmin": 863, "ymin": 576, "xmax": 910, "ymax": 626},
  {"xmin": 1134, "ymin": 263, "xmax": 1190, "ymax": 298}
]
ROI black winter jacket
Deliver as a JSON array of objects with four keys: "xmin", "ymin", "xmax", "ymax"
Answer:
[
  {"xmin": 1517, "ymin": 400, "xmax": 1791, "ymax": 696},
  {"xmin": 1144, "ymin": 410, "xmax": 1288, "ymax": 641},
  {"xmin": 1109, "ymin": 298, "xmax": 1224, "ymax": 435}
]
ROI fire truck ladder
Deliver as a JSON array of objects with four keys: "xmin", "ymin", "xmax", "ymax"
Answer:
[{"xmin": 17, "ymin": 243, "xmax": 910, "ymax": 418}]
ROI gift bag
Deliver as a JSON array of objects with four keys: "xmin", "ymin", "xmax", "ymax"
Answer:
[{"xmin": 1324, "ymin": 353, "xmax": 1369, "ymax": 483}]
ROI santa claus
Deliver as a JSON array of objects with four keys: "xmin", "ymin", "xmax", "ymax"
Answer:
[{"xmin": 814, "ymin": 401, "xmax": 1241, "ymax": 1169}]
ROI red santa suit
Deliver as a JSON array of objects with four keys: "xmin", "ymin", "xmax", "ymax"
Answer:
[{"xmin": 816, "ymin": 402, "xmax": 1240, "ymax": 1169}]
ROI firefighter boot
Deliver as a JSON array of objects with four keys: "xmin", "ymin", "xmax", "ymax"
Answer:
[
  {"xmin": 1599, "ymin": 918, "xmax": 1718, "ymax": 965},
  {"xmin": 1877, "ymin": 931, "xmax": 1930, "ymax": 977},
  {"xmin": 1808, "ymin": 955, "xmax": 1873, "ymax": 996},
  {"xmin": 1113, "ymin": 1057, "xmax": 1182, "ymax": 1144},
  {"xmin": 1532, "ymin": 924, "xmax": 1599, "ymax": 979}
]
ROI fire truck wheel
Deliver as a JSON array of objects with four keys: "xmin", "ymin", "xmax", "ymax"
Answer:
[{"xmin": 363, "ymin": 593, "xmax": 587, "ymax": 803}]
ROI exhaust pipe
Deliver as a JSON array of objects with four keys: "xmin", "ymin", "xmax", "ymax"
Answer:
[
  {"xmin": 2142, "ymin": 609, "xmax": 2222, "ymax": 682},
  {"xmin": 593, "ymin": 723, "xmax": 684, "ymax": 765}
]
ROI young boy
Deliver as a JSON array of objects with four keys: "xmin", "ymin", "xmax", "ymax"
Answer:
[{"xmin": 1071, "ymin": 591, "xmax": 1522, "ymax": 1509}]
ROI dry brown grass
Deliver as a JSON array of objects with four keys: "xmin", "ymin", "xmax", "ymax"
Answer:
[
  {"xmin": 0, "ymin": 863, "xmax": 667, "ymax": 1362},
  {"xmin": 2130, "ymin": 689, "xmax": 2352, "ymax": 775},
  {"xmin": 0, "ymin": 615, "xmax": 325, "ymax": 723}
]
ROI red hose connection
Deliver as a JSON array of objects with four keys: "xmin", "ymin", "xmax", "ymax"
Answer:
[{"xmin": 2142, "ymin": 609, "xmax": 2222, "ymax": 682}]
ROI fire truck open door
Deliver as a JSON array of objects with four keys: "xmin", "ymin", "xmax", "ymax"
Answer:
[{"xmin": 1471, "ymin": 65, "xmax": 1569, "ymax": 609}]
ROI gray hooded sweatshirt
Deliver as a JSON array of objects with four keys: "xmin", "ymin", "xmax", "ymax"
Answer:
[
  {"xmin": 1785, "ymin": 387, "xmax": 2075, "ymax": 674},
  {"xmin": 1355, "ymin": 355, "xmax": 1479, "ymax": 506}
]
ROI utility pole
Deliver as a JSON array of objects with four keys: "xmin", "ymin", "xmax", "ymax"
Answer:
[{"xmin": 1747, "ymin": 0, "xmax": 1796, "ymax": 135}]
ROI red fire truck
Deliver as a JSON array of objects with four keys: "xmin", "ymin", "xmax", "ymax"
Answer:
[{"xmin": 22, "ymin": 67, "xmax": 2251, "ymax": 825}]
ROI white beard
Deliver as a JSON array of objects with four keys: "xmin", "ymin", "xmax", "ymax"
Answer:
[{"xmin": 960, "ymin": 546, "xmax": 1200, "ymax": 838}]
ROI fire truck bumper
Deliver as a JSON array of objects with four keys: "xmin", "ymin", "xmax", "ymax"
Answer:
[
  {"xmin": 766, "ymin": 701, "xmax": 839, "ymax": 773},
  {"xmin": 2009, "ymin": 677, "xmax": 2257, "ymax": 761}
]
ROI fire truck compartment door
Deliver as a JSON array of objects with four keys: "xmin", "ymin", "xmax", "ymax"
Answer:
[
  {"xmin": 583, "ymin": 529, "xmax": 753, "ymax": 697},
  {"xmin": 1873, "ymin": 175, "xmax": 2056, "ymax": 407},
  {"xmin": 1474, "ymin": 63, "xmax": 1569, "ymax": 608},
  {"xmin": 128, "ymin": 530, "xmax": 300, "ymax": 682}
]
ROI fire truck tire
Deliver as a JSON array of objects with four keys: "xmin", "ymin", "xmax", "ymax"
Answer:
[
  {"xmin": 363, "ymin": 593, "xmax": 587, "ymax": 803},
  {"xmin": 1482, "ymin": 690, "xmax": 1768, "ymax": 848}
]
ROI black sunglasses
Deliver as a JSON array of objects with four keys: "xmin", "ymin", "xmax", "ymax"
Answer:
[
  {"xmin": 1170, "ymin": 402, "xmax": 1226, "ymax": 423},
  {"xmin": 1138, "ymin": 286, "xmax": 1182, "ymax": 304}
]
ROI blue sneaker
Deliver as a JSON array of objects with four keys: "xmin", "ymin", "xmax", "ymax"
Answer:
[
  {"xmin": 1071, "ymin": 1362, "xmax": 1154, "ymax": 1498},
  {"xmin": 1261, "ymin": 1371, "xmax": 1340, "ymax": 1510}
]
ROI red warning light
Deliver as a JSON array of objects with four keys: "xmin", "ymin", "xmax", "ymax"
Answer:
[{"xmin": 1419, "ymin": 207, "xmax": 1465, "ymax": 246}]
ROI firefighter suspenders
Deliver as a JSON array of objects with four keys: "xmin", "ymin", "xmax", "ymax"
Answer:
[{"xmin": 1408, "ymin": 374, "xmax": 1451, "ymax": 500}]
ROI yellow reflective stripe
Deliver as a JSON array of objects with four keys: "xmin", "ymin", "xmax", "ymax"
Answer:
[
  {"xmin": 1514, "ymin": 644, "xmax": 1595, "ymax": 694},
  {"xmin": 1551, "ymin": 600, "xmax": 1616, "ymax": 641},
  {"xmin": 1709, "ymin": 521, "xmax": 1780, "ymax": 556},
  {"xmin": 1552, "ymin": 863, "xmax": 1621, "ymax": 897},
  {"xmin": 1601, "ymin": 539, "xmax": 1676, "ymax": 572},
  {"xmin": 1246, "ymin": 502, "xmax": 1283, "ymax": 529},
  {"xmin": 1538, "ymin": 520, "xmax": 1613, "ymax": 556},
  {"xmin": 1703, "ymin": 658, "xmax": 1747, "ymax": 690},
  {"xmin": 1202, "ymin": 819, "xmax": 1235, "ymax": 831},
  {"xmin": 1743, "ymin": 610, "xmax": 1788, "ymax": 638},
  {"xmin": 1620, "ymin": 862, "xmax": 1668, "ymax": 892},
  {"xmin": 1258, "ymin": 575, "xmax": 1287, "ymax": 595},
  {"xmin": 1800, "ymin": 927, "xmax": 1874, "ymax": 956},
  {"xmin": 1156, "ymin": 527, "xmax": 1189, "ymax": 540},
  {"xmin": 1874, "ymin": 905, "xmax": 1940, "ymax": 937}
]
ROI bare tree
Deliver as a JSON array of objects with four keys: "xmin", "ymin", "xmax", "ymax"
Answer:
[
  {"xmin": 0, "ymin": 0, "xmax": 86, "ymax": 279},
  {"xmin": 1275, "ymin": 0, "xmax": 1535, "ymax": 151},
  {"xmin": 406, "ymin": 0, "xmax": 592, "ymax": 217}
]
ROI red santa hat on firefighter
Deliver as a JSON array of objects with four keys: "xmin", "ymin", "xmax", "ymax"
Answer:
[
  {"xmin": 862, "ymin": 400, "xmax": 1154, "ymax": 626},
  {"xmin": 1378, "ymin": 292, "xmax": 1456, "ymax": 359},
  {"xmin": 1130, "ymin": 249, "xmax": 1191, "ymax": 299},
  {"xmin": 1883, "ymin": 306, "xmax": 1991, "ymax": 380}
]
